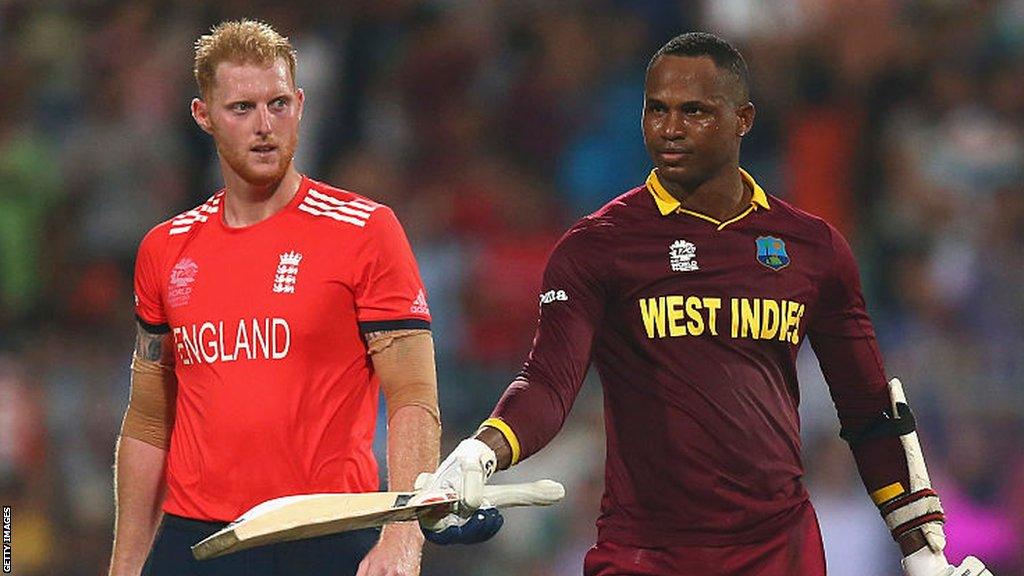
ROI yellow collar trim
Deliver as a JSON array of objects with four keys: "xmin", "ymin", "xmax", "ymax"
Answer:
[{"xmin": 646, "ymin": 167, "xmax": 770, "ymax": 219}]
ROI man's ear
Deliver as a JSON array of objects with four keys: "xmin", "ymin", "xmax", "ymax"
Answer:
[
  {"xmin": 191, "ymin": 97, "xmax": 213, "ymax": 134},
  {"xmin": 295, "ymin": 88, "xmax": 305, "ymax": 121},
  {"xmin": 736, "ymin": 102, "xmax": 755, "ymax": 137}
]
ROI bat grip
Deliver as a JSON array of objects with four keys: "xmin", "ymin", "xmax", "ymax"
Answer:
[{"xmin": 481, "ymin": 480, "xmax": 565, "ymax": 508}]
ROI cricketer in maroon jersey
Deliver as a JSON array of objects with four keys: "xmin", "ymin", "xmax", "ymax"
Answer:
[
  {"xmin": 493, "ymin": 165, "xmax": 899, "ymax": 550},
  {"xmin": 417, "ymin": 32, "xmax": 989, "ymax": 576}
]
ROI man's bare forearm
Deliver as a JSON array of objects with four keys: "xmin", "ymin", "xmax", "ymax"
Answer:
[
  {"xmin": 387, "ymin": 405, "xmax": 440, "ymax": 491},
  {"xmin": 108, "ymin": 435, "xmax": 168, "ymax": 576}
]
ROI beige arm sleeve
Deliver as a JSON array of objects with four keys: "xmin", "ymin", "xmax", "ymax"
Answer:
[
  {"xmin": 120, "ymin": 326, "xmax": 177, "ymax": 450},
  {"xmin": 366, "ymin": 329, "xmax": 440, "ymax": 426}
]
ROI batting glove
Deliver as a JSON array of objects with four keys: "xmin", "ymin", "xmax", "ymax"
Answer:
[
  {"xmin": 421, "ymin": 506, "xmax": 504, "ymax": 545},
  {"xmin": 417, "ymin": 438, "xmax": 497, "ymax": 521}
]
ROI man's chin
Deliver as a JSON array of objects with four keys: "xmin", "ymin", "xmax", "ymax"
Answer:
[
  {"xmin": 656, "ymin": 165, "xmax": 701, "ymax": 189},
  {"xmin": 234, "ymin": 162, "xmax": 289, "ymax": 187}
]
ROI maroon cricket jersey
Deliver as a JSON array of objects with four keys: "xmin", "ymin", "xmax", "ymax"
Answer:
[{"xmin": 493, "ymin": 168, "xmax": 910, "ymax": 547}]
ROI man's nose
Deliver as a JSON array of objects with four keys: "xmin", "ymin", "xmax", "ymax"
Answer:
[
  {"xmin": 663, "ymin": 112, "xmax": 685, "ymax": 139},
  {"xmin": 255, "ymin": 106, "xmax": 272, "ymax": 135}
]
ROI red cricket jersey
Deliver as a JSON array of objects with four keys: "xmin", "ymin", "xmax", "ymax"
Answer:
[
  {"xmin": 133, "ymin": 176, "xmax": 431, "ymax": 521},
  {"xmin": 494, "ymin": 168, "xmax": 910, "ymax": 547}
]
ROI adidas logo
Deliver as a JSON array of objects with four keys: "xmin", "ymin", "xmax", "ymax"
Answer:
[{"xmin": 410, "ymin": 289, "xmax": 430, "ymax": 315}]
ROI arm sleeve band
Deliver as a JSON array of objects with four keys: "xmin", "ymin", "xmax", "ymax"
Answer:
[
  {"xmin": 121, "ymin": 355, "xmax": 177, "ymax": 450},
  {"xmin": 366, "ymin": 329, "xmax": 440, "ymax": 426},
  {"xmin": 479, "ymin": 417, "xmax": 522, "ymax": 466}
]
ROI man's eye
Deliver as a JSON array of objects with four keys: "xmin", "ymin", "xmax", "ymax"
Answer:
[
  {"xmin": 270, "ymin": 98, "xmax": 287, "ymax": 110},
  {"xmin": 232, "ymin": 103, "xmax": 251, "ymax": 112}
]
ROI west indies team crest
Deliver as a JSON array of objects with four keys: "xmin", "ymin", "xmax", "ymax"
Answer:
[{"xmin": 756, "ymin": 236, "xmax": 790, "ymax": 270}]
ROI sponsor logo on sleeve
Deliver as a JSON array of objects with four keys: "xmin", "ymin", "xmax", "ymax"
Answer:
[
  {"xmin": 539, "ymin": 289, "xmax": 569, "ymax": 305},
  {"xmin": 669, "ymin": 239, "xmax": 699, "ymax": 272},
  {"xmin": 410, "ymin": 289, "xmax": 431, "ymax": 315}
]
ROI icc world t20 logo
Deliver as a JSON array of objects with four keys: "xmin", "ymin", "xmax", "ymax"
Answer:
[
  {"xmin": 669, "ymin": 239, "xmax": 698, "ymax": 272},
  {"xmin": 756, "ymin": 236, "xmax": 790, "ymax": 270}
]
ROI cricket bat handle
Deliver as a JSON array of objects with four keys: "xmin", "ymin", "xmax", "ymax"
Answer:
[
  {"xmin": 888, "ymin": 378, "xmax": 932, "ymax": 492},
  {"xmin": 482, "ymin": 479, "xmax": 565, "ymax": 508}
]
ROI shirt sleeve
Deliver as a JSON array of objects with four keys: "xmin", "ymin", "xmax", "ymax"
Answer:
[
  {"xmin": 353, "ymin": 206, "xmax": 431, "ymax": 333},
  {"xmin": 134, "ymin": 226, "xmax": 169, "ymax": 333},
  {"xmin": 808, "ymin": 223, "xmax": 912, "ymax": 500},
  {"xmin": 492, "ymin": 221, "xmax": 608, "ymax": 461}
]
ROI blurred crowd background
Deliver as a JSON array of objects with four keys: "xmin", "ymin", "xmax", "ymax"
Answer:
[{"xmin": 1, "ymin": 0, "xmax": 1022, "ymax": 574}]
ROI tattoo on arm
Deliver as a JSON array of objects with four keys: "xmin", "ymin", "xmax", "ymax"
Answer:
[{"xmin": 135, "ymin": 325, "xmax": 174, "ymax": 364}]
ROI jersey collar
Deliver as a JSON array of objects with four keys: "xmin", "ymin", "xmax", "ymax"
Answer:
[{"xmin": 646, "ymin": 167, "xmax": 770, "ymax": 225}]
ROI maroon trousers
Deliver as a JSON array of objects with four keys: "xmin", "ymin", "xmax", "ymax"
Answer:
[{"xmin": 584, "ymin": 502, "xmax": 827, "ymax": 576}]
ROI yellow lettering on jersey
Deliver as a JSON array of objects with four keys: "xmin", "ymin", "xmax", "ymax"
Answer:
[
  {"xmin": 780, "ymin": 300, "xmax": 801, "ymax": 343},
  {"xmin": 685, "ymin": 296, "xmax": 704, "ymax": 336},
  {"xmin": 639, "ymin": 295, "xmax": 803, "ymax": 343},
  {"xmin": 778, "ymin": 300, "xmax": 791, "ymax": 342},
  {"xmin": 740, "ymin": 298, "xmax": 760, "ymax": 339},
  {"xmin": 789, "ymin": 303, "xmax": 805, "ymax": 344},
  {"xmin": 666, "ymin": 295, "xmax": 687, "ymax": 337},
  {"xmin": 731, "ymin": 298, "xmax": 739, "ymax": 338},
  {"xmin": 703, "ymin": 297, "xmax": 721, "ymax": 336},
  {"xmin": 640, "ymin": 297, "xmax": 668, "ymax": 338},
  {"xmin": 761, "ymin": 299, "xmax": 780, "ymax": 339}
]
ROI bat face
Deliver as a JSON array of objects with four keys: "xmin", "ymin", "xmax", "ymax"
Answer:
[
  {"xmin": 191, "ymin": 490, "xmax": 459, "ymax": 560},
  {"xmin": 190, "ymin": 479, "xmax": 565, "ymax": 561}
]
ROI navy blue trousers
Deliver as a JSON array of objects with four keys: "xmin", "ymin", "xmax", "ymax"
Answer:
[{"xmin": 142, "ymin": 514, "xmax": 380, "ymax": 576}]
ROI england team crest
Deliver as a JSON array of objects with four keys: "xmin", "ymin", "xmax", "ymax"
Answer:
[
  {"xmin": 273, "ymin": 251, "xmax": 303, "ymax": 294},
  {"xmin": 756, "ymin": 236, "xmax": 790, "ymax": 270}
]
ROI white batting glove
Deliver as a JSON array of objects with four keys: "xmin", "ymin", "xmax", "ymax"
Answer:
[
  {"xmin": 903, "ymin": 547, "xmax": 994, "ymax": 576},
  {"xmin": 413, "ymin": 438, "xmax": 497, "ymax": 528}
]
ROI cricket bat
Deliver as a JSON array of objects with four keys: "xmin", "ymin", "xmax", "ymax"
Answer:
[{"xmin": 191, "ymin": 479, "xmax": 565, "ymax": 560}]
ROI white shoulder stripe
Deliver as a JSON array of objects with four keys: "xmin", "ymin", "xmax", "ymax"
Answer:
[
  {"xmin": 347, "ymin": 198, "xmax": 379, "ymax": 212},
  {"xmin": 297, "ymin": 203, "xmax": 367, "ymax": 227},
  {"xmin": 168, "ymin": 195, "xmax": 221, "ymax": 235},
  {"xmin": 307, "ymin": 189, "xmax": 381, "ymax": 213},
  {"xmin": 301, "ymin": 195, "xmax": 372, "ymax": 219}
]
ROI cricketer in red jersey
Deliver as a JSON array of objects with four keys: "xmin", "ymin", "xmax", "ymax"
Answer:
[
  {"xmin": 108, "ymin": 20, "xmax": 440, "ymax": 576},
  {"xmin": 418, "ymin": 33, "xmax": 993, "ymax": 576}
]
